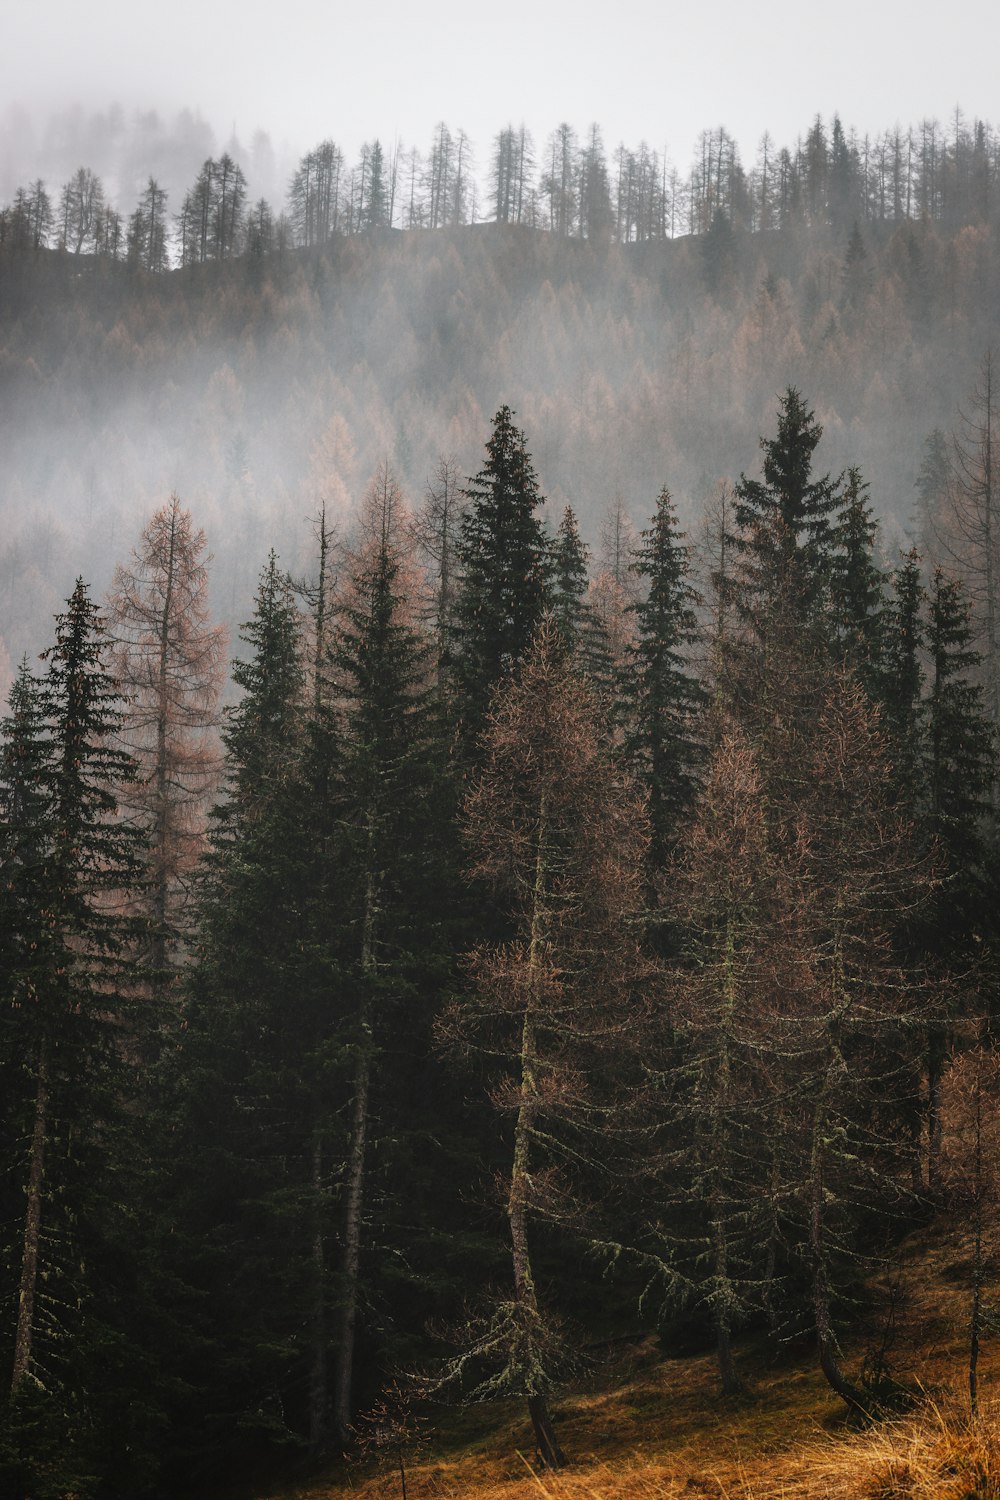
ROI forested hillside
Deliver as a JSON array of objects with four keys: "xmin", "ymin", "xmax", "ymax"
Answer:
[
  {"xmin": 2, "ymin": 109, "xmax": 1000, "ymax": 1500},
  {"xmin": 1, "ymin": 109, "xmax": 999, "ymax": 692}
]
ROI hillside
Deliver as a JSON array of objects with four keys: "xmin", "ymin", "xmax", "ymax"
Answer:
[
  {"xmin": 2, "ymin": 213, "xmax": 998, "ymax": 685},
  {"xmin": 256, "ymin": 1223, "xmax": 1000, "ymax": 1500}
]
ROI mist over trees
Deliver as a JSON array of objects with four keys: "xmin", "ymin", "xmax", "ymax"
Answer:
[{"xmin": 1, "ymin": 104, "xmax": 999, "ymax": 702}]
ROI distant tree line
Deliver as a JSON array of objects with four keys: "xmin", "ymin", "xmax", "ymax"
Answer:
[
  {"xmin": 2, "ymin": 385, "xmax": 999, "ymax": 1495},
  {"xmin": 2, "ymin": 108, "xmax": 1000, "ymax": 266}
]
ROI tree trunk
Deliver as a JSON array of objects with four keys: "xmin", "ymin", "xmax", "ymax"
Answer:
[
  {"xmin": 507, "ymin": 791, "xmax": 566, "ymax": 1471},
  {"xmin": 712, "ymin": 1216, "xmax": 741, "ymax": 1395},
  {"xmin": 809, "ymin": 1068, "xmax": 869, "ymax": 1416},
  {"xmin": 762, "ymin": 1147, "xmax": 782, "ymax": 1353},
  {"xmin": 970, "ymin": 1063, "xmax": 984, "ymax": 1415},
  {"xmin": 12, "ymin": 1042, "xmax": 48, "ymax": 1393},
  {"xmin": 332, "ymin": 815, "xmax": 379, "ymax": 1445},
  {"xmin": 151, "ymin": 504, "xmax": 177, "ymax": 987},
  {"xmin": 308, "ymin": 1123, "xmax": 328, "ymax": 1451},
  {"xmin": 332, "ymin": 1011, "xmax": 372, "ymax": 1445},
  {"xmin": 926, "ymin": 1026, "xmax": 946, "ymax": 1192},
  {"xmin": 711, "ymin": 922, "xmax": 742, "ymax": 1396}
]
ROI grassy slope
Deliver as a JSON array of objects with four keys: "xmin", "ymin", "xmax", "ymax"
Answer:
[{"xmin": 259, "ymin": 1221, "xmax": 1000, "ymax": 1500}]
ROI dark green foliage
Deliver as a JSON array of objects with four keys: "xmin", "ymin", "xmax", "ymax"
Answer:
[
  {"xmin": 162, "ymin": 555, "xmax": 316, "ymax": 1478},
  {"xmin": 914, "ymin": 427, "xmax": 951, "ymax": 552},
  {"xmin": 925, "ymin": 568, "xmax": 996, "ymax": 948},
  {"xmin": 621, "ymin": 487, "xmax": 704, "ymax": 872},
  {"xmin": 451, "ymin": 406, "xmax": 551, "ymax": 745},
  {"xmin": 880, "ymin": 551, "xmax": 926, "ymax": 805},
  {"xmin": 551, "ymin": 505, "xmax": 590, "ymax": 649},
  {"xmin": 551, "ymin": 504, "xmax": 609, "ymax": 681},
  {"xmin": 831, "ymin": 466, "xmax": 887, "ymax": 690},
  {"xmin": 0, "ymin": 583, "xmax": 159, "ymax": 1496},
  {"xmin": 732, "ymin": 387, "xmax": 842, "ymax": 633}
]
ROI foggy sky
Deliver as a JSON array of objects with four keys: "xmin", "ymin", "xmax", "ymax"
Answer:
[{"xmin": 3, "ymin": 0, "xmax": 996, "ymax": 192}]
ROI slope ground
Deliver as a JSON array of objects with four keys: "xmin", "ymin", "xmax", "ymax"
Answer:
[{"xmin": 256, "ymin": 1219, "xmax": 1000, "ymax": 1500}]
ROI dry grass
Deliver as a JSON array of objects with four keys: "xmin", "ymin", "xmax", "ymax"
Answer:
[
  {"xmin": 260, "ymin": 1221, "xmax": 1000, "ymax": 1500},
  {"xmin": 758, "ymin": 1393, "xmax": 1000, "ymax": 1499}
]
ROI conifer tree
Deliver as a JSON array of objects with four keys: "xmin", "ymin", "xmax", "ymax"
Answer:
[
  {"xmin": 926, "ymin": 569, "xmax": 995, "ymax": 917},
  {"xmin": 0, "ymin": 583, "xmax": 150, "ymax": 1491},
  {"xmin": 880, "ymin": 550, "xmax": 926, "ymax": 800},
  {"xmin": 451, "ymin": 406, "xmax": 551, "ymax": 745},
  {"xmin": 661, "ymin": 722, "xmax": 786, "ymax": 1394},
  {"xmin": 106, "ymin": 496, "xmax": 225, "ymax": 1009},
  {"xmin": 328, "ymin": 466, "xmax": 443, "ymax": 1443},
  {"xmin": 551, "ymin": 504, "xmax": 606, "ymax": 676},
  {"xmin": 830, "ymin": 466, "xmax": 887, "ymax": 691},
  {"xmin": 918, "ymin": 570, "xmax": 996, "ymax": 1187},
  {"xmin": 620, "ymin": 487, "xmax": 704, "ymax": 873},
  {"xmin": 167, "ymin": 555, "xmax": 313, "ymax": 1472},
  {"xmin": 732, "ymin": 387, "xmax": 841, "ymax": 635},
  {"xmin": 410, "ymin": 456, "xmax": 466, "ymax": 692},
  {"xmin": 439, "ymin": 622, "xmax": 649, "ymax": 1468}
]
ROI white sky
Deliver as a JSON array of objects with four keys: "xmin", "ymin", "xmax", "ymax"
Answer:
[{"xmin": 2, "ymin": 0, "xmax": 997, "ymax": 178}]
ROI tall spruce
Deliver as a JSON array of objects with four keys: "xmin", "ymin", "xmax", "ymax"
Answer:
[
  {"xmin": 451, "ymin": 406, "xmax": 550, "ymax": 746},
  {"xmin": 0, "ymin": 584, "xmax": 153, "ymax": 1494},
  {"xmin": 621, "ymin": 487, "xmax": 704, "ymax": 874},
  {"xmin": 830, "ymin": 466, "xmax": 887, "ymax": 692},
  {"xmin": 327, "ymin": 466, "xmax": 443, "ymax": 1444},
  {"xmin": 166, "ymin": 555, "xmax": 315, "ymax": 1477},
  {"xmin": 918, "ymin": 570, "xmax": 997, "ymax": 1189},
  {"xmin": 732, "ymin": 387, "xmax": 841, "ymax": 635}
]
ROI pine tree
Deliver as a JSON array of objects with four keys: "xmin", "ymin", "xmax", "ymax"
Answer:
[
  {"xmin": 662, "ymin": 722, "xmax": 786, "ymax": 1394},
  {"xmin": 451, "ymin": 406, "xmax": 551, "ymax": 745},
  {"xmin": 925, "ymin": 568, "xmax": 996, "ymax": 956},
  {"xmin": 550, "ymin": 503, "xmax": 608, "ymax": 680},
  {"xmin": 1, "ymin": 583, "xmax": 151, "ymax": 1492},
  {"xmin": 880, "ymin": 550, "xmax": 926, "ymax": 806},
  {"xmin": 327, "ymin": 466, "xmax": 444, "ymax": 1443},
  {"xmin": 551, "ymin": 505, "xmax": 591, "ymax": 650},
  {"xmin": 732, "ymin": 387, "xmax": 842, "ymax": 634},
  {"xmin": 830, "ymin": 466, "xmax": 887, "ymax": 691},
  {"xmin": 620, "ymin": 487, "xmax": 704, "ymax": 873},
  {"xmin": 166, "ymin": 555, "xmax": 313, "ymax": 1474},
  {"xmin": 918, "ymin": 570, "xmax": 997, "ymax": 1189},
  {"xmin": 439, "ymin": 623, "xmax": 649, "ymax": 1467}
]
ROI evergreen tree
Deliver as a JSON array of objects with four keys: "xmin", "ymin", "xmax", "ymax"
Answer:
[
  {"xmin": 926, "ymin": 568, "xmax": 995, "ymax": 948},
  {"xmin": 551, "ymin": 504, "xmax": 590, "ymax": 649},
  {"xmin": 732, "ymin": 387, "xmax": 842, "ymax": 635},
  {"xmin": 621, "ymin": 487, "xmax": 704, "ymax": 873},
  {"xmin": 327, "ymin": 467, "xmax": 445, "ymax": 1443},
  {"xmin": 830, "ymin": 466, "xmax": 887, "ymax": 691},
  {"xmin": 880, "ymin": 550, "xmax": 926, "ymax": 805},
  {"xmin": 914, "ymin": 427, "xmax": 951, "ymax": 554},
  {"xmin": 0, "ymin": 583, "xmax": 154, "ymax": 1495},
  {"xmin": 550, "ymin": 504, "xmax": 607, "ymax": 679},
  {"xmin": 451, "ymin": 406, "xmax": 551, "ymax": 746},
  {"xmin": 164, "ymin": 555, "xmax": 313, "ymax": 1478}
]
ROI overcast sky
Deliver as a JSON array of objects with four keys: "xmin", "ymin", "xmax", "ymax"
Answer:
[{"xmin": 3, "ymin": 0, "xmax": 997, "ymax": 186}]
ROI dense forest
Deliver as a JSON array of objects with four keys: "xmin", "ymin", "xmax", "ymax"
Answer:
[{"xmin": 2, "ymin": 106, "xmax": 1000, "ymax": 1499}]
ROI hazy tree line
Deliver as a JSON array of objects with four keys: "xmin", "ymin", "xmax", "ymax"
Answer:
[
  {"xmin": 2, "ymin": 387, "xmax": 999, "ymax": 1495},
  {"xmin": 2, "ymin": 108, "xmax": 1000, "ymax": 267},
  {"xmin": 1, "ymin": 148, "xmax": 999, "ymax": 726}
]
